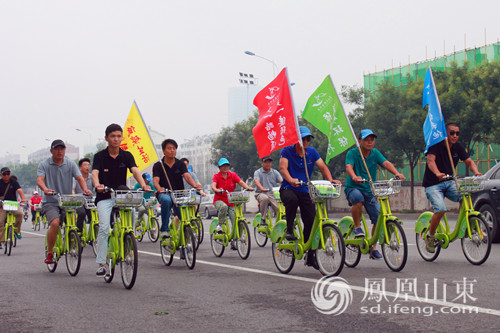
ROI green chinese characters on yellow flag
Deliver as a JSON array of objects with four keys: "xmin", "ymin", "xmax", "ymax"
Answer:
[{"xmin": 302, "ymin": 75, "xmax": 357, "ymax": 163}]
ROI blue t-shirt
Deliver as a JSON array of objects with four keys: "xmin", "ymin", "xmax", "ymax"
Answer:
[
  {"xmin": 280, "ymin": 145, "xmax": 320, "ymax": 193},
  {"xmin": 345, "ymin": 147, "xmax": 387, "ymax": 193}
]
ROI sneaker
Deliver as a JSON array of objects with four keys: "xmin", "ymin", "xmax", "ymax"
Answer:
[
  {"xmin": 161, "ymin": 231, "xmax": 170, "ymax": 238},
  {"xmin": 369, "ymin": 248, "xmax": 383, "ymax": 260},
  {"xmin": 216, "ymin": 224, "xmax": 223, "ymax": 234},
  {"xmin": 96, "ymin": 265, "xmax": 107, "ymax": 276},
  {"xmin": 44, "ymin": 253, "xmax": 55, "ymax": 264},
  {"xmin": 353, "ymin": 227, "xmax": 364, "ymax": 237},
  {"xmin": 426, "ymin": 235, "xmax": 435, "ymax": 253},
  {"xmin": 15, "ymin": 232, "xmax": 22, "ymax": 240},
  {"xmin": 285, "ymin": 232, "xmax": 297, "ymax": 241},
  {"xmin": 180, "ymin": 247, "xmax": 185, "ymax": 260}
]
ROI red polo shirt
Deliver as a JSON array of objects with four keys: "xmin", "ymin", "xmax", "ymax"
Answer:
[{"xmin": 212, "ymin": 171, "xmax": 241, "ymax": 207}]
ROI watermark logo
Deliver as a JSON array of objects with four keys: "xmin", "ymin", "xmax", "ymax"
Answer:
[{"xmin": 311, "ymin": 276, "xmax": 352, "ymax": 315}]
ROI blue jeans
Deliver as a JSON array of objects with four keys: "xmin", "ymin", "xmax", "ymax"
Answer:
[
  {"xmin": 345, "ymin": 188, "xmax": 380, "ymax": 224},
  {"xmin": 425, "ymin": 180, "xmax": 461, "ymax": 213},
  {"xmin": 158, "ymin": 193, "xmax": 180, "ymax": 232},
  {"xmin": 96, "ymin": 199, "xmax": 113, "ymax": 265}
]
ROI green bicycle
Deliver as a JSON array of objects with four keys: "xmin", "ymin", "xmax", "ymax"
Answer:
[
  {"xmin": 159, "ymin": 189, "xmax": 197, "ymax": 269},
  {"xmin": 209, "ymin": 189, "xmax": 252, "ymax": 259},
  {"xmin": 33, "ymin": 204, "xmax": 47, "ymax": 231},
  {"xmin": 338, "ymin": 179, "xmax": 408, "ymax": 272},
  {"xmin": 44, "ymin": 193, "xmax": 84, "ymax": 276},
  {"xmin": 271, "ymin": 181, "xmax": 345, "ymax": 276},
  {"xmin": 415, "ymin": 176, "xmax": 491, "ymax": 265},
  {"xmin": 252, "ymin": 186, "xmax": 286, "ymax": 248},
  {"xmin": 102, "ymin": 187, "xmax": 141, "ymax": 289},
  {"xmin": 79, "ymin": 196, "xmax": 99, "ymax": 256},
  {"xmin": 1, "ymin": 200, "xmax": 25, "ymax": 256},
  {"xmin": 188, "ymin": 195, "xmax": 204, "ymax": 250},
  {"xmin": 134, "ymin": 197, "xmax": 160, "ymax": 243}
]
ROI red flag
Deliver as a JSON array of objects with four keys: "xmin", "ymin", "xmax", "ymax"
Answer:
[{"xmin": 252, "ymin": 68, "xmax": 299, "ymax": 158}]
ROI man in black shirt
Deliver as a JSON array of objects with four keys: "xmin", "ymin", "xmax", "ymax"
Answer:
[
  {"xmin": 422, "ymin": 123, "xmax": 481, "ymax": 252},
  {"xmin": 0, "ymin": 167, "xmax": 27, "ymax": 247},
  {"xmin": 92, "ymin": 123, "xmax": 150, "ymax": 277}
]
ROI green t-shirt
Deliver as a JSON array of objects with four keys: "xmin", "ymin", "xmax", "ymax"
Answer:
[
  {"xmin": 134, "ymin": 182, "xmax": 156, "ymax": 200},
  {"xmin": 345, "ymin": 147, "xmax": 387, "ymax": 193}
]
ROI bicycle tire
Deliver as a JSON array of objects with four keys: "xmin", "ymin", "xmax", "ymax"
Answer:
[
  {"xmin": 316, "ymin": 224, "xmax": 345, "ymax": 276},
  {"xmin": 197, "ymin": 217, "xmax": 204, "ymax": 244},
  {"xmin": 184, "ymin": 225, "xmax": 196, "ymax": 269},
  {"xmin": 91, "ymin": 223, "xmax": 99, "ymax": 257},
  {"xmin": 415, "ymin": 230, "xmax": 441, "ymax": 262},
  {"xmin": 104, "ymin": 264, "xmax": 115, "ymax": 283},
  {"xmin": 237, "ymin": 220, "xmax": 251, "ymax": 260},
  {"xmin": 45, "ymin": 248, "xmax": 57, "ymax": 273},
  {"xmin": 210, "ymin": 233, "xmax": 225, "ymax": 257},
  {"xmin": 344, "ymin": 226, "xmax": 362, "ymax": 268},
  {"xmin": 13, "ymin": 229, "xmax": 17, "ymax": 248},
  {"xmin": 160, "ymin": 237, "xmax": 174, "ymax": 266},
  {"xmin": 190, "ymin": 219, "xmax": 201, "ymax": 250},
  {"xmin": 6, "ymin": 225, "xmax": 13, "ymax": 256},
  {"xmin": 121, "ymin": 232, "xmax": 138, "ymax": 289},
  {"xmin": 272, "ymin": 241, "xmax": 295, "ymax": 274},
  {"xmin": 135, "ymin": 220, "xmax": 144, "ymax": 242},
  {"xmin": 381, "ymin": 220, "xmax": 408, "ymax": 272},
  {"xmin": 254, "ymin": 225, "xmax": 268, "ymax": 248},
  {"xmin": 461, "ymin": 215, "xmax": 491, "ymax": 265},
  {"xmin": 65, "ymin": 230, "xmax": 82, "ymax": 276},
  {"xmin": 148, "ymin": 217, "xmax": 160, "ymax": 243}
]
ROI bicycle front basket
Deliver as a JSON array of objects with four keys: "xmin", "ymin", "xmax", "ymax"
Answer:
[
  {"xmin": 457, "ymin": 177, "xmax": 484, "ymax": 194},
  {"xmin": 113, "ymin": 190, "xmax": 144, "ymax": 207},
  {"xmin": 143, "ymin": 197, "xmax": 158, "ymax": 207},
  {"xmin": 2, "ymin": 200, "xmax": 19, "ymax": 211},
  {"xmin": 273, "ymin": 187, "xmax": 281, "ymax": 201},
  {"xmin": 34, "ymin": 204, "xmax": 43, "ymax": 211},
  {"xmin": 84, "ymin": 196, "xmax": 96, "ymax": 209},
  {"xmin": 228, "ymin": 191, "xmax": 250, "ymax": 204},
  {"xmin": 58, "ymin": 194, "xmax": 85, "ymax": 209},
  {"xmin": 373, "ymin": 179, "xmax": 401, "ymax": 197},
  {"xmin": 171, "ymin": 189, "xmax": 196, "ymax": 205},
  {"xmin": 308, "ymin": 180, "xmax": 341, "ymax": 202}
]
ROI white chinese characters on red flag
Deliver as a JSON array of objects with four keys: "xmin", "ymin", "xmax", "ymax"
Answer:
[{"xmin": 252, "ymin": 68, "xmax": 299, "ymax": 158}]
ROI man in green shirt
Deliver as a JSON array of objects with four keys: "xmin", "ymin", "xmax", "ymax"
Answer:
[{"xmin": 345, "ymin": 129, "xmax": 405, "ymax": 259}]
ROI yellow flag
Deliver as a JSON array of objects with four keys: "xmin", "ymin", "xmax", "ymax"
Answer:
[{"xmin": 120, "ymin": 101, "xmax": 159, "ymax": 178}]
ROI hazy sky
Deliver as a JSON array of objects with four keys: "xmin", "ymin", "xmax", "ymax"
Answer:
[{"xmin": 1, "ymin": 0, "xmax": 499, "ymax": 161}]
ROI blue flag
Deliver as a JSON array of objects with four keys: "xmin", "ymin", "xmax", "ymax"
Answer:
[{"xmin": 422, "ymin": 67, "xmax": 447, "ymax": 153}]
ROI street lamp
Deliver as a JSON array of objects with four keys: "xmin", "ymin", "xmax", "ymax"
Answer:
[{"xmin": 244, "ymin": 50, "xmax": 278, "ymax": 76}]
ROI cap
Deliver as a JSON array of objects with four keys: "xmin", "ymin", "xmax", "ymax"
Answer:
[
  {"xmin": 261, "ymin": 156, "xmax": 273, "ymax": 162},
  {"xmin": 218, "ymin": 158, "xmax": 230, "ymax": 166},
  {"xmin": 51, "ymin": 139, "xmax": 66, "ymax": 149},
  {"xmin": 142, "ymin": 173, "xmax": 153, "ymax": 182},
  {"xmin": 1, "ymin": 167, "xmax": 10, "ymax": 174},
  {"xmin": 359, "ymin": 129, "xmax": 377, "ymax": 140},
  {"xmin": 187, "ymin": 165, "xmax": 193, "ymax": 172},
  {"xmin": 33, "ymin": 191, "xmax": 39, "ymax": 195},
  {"xmin": 299, "ymin": 126, "xmax": 314, "ymax": 139}
]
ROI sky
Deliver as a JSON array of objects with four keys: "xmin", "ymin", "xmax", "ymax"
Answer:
[{"xmin": 1, "ymin": 0, "xmax": 499, "ymax": 162}]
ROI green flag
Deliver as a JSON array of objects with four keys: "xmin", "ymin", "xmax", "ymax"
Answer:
[{"xmin": 302, "ymin": 75, "xmax": 358, "ymax": 163}]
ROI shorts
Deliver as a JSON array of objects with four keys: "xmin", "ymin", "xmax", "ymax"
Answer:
[
  {"xmin": 425, "ymin": 180, "xmax": 462, "ymax": 213},
  {"xmin": 41, "ymin": 204, "xmax": 64, "ymax": 225},
  {"xmin": 345, "ymin": 188, "xmax": 380, "ymax": 224}
]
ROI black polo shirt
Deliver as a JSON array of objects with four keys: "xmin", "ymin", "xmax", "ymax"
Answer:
[
  {"xmin": 152, "ymin": 157, "xmax": 187, "ymax": 191},
  {"xmin": 92, "ymin": 148, "xmax": 137, "ymax": 204},
  {"xmin": 0, "ymin": 179, "xmax": 20, "ymax": 201},
  {"xmin": 423, "ymin": 140, "xmax": 469, "ymax": 187}
]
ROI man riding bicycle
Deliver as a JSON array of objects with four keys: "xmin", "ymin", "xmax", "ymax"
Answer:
[
  {"xmin": 0, "ymin": 167, "xmax": 27, "ymax": 248},
  {"xmin": 254, "ymin": 156, "xmax": 282, "ymax": 226}
]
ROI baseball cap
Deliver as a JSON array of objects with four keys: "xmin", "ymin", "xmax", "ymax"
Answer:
[
  {"xmin": 261, "ymin": 156, "xmax": 272, "ymax": 162},
  {"xmin": 218, "ymin": 158, "xmax": 230, "ymax": 166},
  {"xmin": 33, "ymin": 190, "xmax": 39, "ymax": 195},
  {"xmin": 1, "ymin": 167, "xmax": 10, "ymax": 174},
  {"xmin": 299, "ymin": 126, "xmax": 314, "ymax": 139},
  {"xmin": 359, "ymin": 129, "xmax": 377, "ymax": 140},
  {"xmin": 142, "ymin": 173, "xmax": 153, "ymax": 182},
  {"xmin": 51, "ymin": 139, "xmax": 66, "ymax": 149}
]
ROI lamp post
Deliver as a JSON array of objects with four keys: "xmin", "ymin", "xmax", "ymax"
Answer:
[{"xmin": 244, "ymin": 51, "xmax": 278, "ymax": 76}]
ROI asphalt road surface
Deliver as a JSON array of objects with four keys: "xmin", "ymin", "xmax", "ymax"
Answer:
[{"xmin": 1, "ymin": 213, "xmax": 499, "ymax": 332}]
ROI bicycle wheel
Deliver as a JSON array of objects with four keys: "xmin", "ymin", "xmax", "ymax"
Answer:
[
  {"xmin": 91, "ymin": 223, "xmax": 99, "ymax": 257},
  {"xmin": 45, "ymin": 248, "xmax": 57, "ymax": 273},
  {"xmin": 6, "ymin": 225, "xmax": 13, "ymax": 256},
  {"xmin": 381, "ymin": 220, "xmax": 408, "ymax": 272},
  {"xmin": 316, "ymin": 224, "xmax": 345, "ymax": 276},
  {"xmin": 184, "ymin": 225, "xmax": 196, "ymax": 269},
  {"xmin": 461, "ymin": 215, "xmax": 491, "ymax": 265},
  {"xmin": 13, "ymin": 229, "xmax": 17, "ymax": 248},
  {"xmin": 415, "ymin": 230, "xmax": 441, "ymax": 262},
  {"xmin": 160, "ymin": 237, "xmax": 174, "ymax": 266},
  {"xmin": 197, "ymin": 217, "xmax": 204, "ymax": 244},
  {"xmin": 135, "ymin": 221, "xmax": 144, "ymax": 242},
  {"xmin": 190, "ymin": 219, "xmax": 201, "ymax": 250},
  {"xmin": 121, "ymin": 232, "xmax": 138, "ymax": 289},
  {"xmin": 237, "ymin": 220, "xmax": 251, "ymax": 260},
  {"xmin": 65, "ymin": 230, "xmax": 82, "ymax": 276},
  {"xmin": 254, "ymin": 225, "xmax": 268, "ymax": 248},
  {"xmin": 344, "ymin": 231, "xmax": 362, "ymax": 268},
  {"xmin": 104, "ymin": 260, "xmax": 115, "ymax": 283},
  {"xmin": 272, "ymin": 241, "xmax": 295, "ymax": 274},
  {"xmin": 210, "ymin": 233, "xmax": 225, "ymax": 257},
  {"xmin": 148, "ymin": 217, "xmax": 160, "ymax": 243}
]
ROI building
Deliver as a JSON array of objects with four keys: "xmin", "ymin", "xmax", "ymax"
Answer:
[
  {"xmin": 0, "ymin": 153, "xmax": 21, "ymax": 166},
  {"xmin": 28, "ymin": 142, "xmax": 79, "ymax": 162},
  {"xmin": 177, "ymin": 134, "xmax": 218, "ymax": 186}
]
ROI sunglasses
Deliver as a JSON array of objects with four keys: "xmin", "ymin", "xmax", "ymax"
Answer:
[
  {"xmin": 2, "ymin": 172, "xmax": 10, "ymax": 176},
  {"xmin": 449, "ymin": 130, "xmax": 460, "ymax": 136}
]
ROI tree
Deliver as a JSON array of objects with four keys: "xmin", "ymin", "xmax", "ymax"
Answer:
[{"xmin": 9, "ymin": 161, "xmax": 39, "ymax": 188}]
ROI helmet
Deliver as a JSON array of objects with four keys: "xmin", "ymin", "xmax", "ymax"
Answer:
[{"xmin": 218, "ymin": 158, "xmax": 230, "ymax": 167}]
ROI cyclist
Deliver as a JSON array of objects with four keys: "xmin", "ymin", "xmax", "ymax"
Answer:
[
  {"xmin": 279, "ymin": 126, "xmax": 340, "ymax": 266},
  {"xmin": 152, "ymin": 139, "xmax": 200, "ymax": 239},
  {"xmin": 422, "ymin": 123, "xmax": 481, "ymax": 253},
  {"xmin": 134, "ymin": 172, "xmax": 157, "ymax": 226},
  {"xmin": 29, "ymin": 191, "xmax": 42, "ymax": 228},
  {"xmin": 345, "ymin": 129, "xmax": 405, "ymax": 259},
  {"xmin": 0, "ymin": 167, "xmax": 27, "ymax": 248},
  {"xmin": 73, "ymin": 158, "xmax": 94, "ymax": 233},
  {"xmin": 211, "ymin": 158, "xmax": 254, "ymax": 239},
  {"xmin": 92, "ymin": 124, "xmax": 150, "ymax": 276},
  {"xmin": 37, "ymin": 140, "xmax": 92, "ymax": 264},
  {"xmin": 254, "ymin": 156, "xmax": 282, "ymax": 226}
]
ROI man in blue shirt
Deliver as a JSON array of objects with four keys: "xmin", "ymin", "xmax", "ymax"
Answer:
[{"xmin": 345, "ymin": 129, "xmax": 404, "ymax": 259}]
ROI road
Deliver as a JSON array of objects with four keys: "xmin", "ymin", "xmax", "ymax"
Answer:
[{"xmin": 1, "ymin": 213, "xmax": 499, "ymax": 333}]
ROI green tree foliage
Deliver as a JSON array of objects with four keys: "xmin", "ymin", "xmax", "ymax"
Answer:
[{"xmin": 9, "ymin": 161, "xmax": 39, "ymax": 187}]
